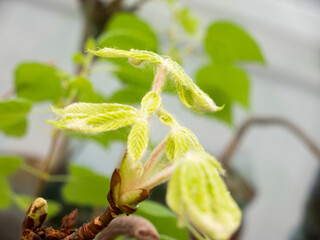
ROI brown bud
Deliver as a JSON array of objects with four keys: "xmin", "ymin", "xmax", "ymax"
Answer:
[{"xmin": 22, "ymin": 197, "xmax": 48, "ymax": 231}]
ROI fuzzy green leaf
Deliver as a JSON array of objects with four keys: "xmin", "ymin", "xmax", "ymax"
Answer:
[
  {"xmin": 205, "ymin": 21, "xmax": 264, "ymax": 64},
  {"xmin": 0, "ymin": 178, "xmax": 11, "ymax": 208},
  {"xmin": 99, "ymin": 13, "xmax": 158, "ymax": 51},
  {"xmin": 166, "ymin": 151, "xmax": 241, "ymax": 240},
  {"xmin": 90, "ymin": 48, "xmax": 222, "ymax": 114},
  {"xmin": 127, "ymin": 119, "xmax": 149, "ymax": 162},
  {"xmin": 0, "ymin": 98, "xmax": 32, "ymax": 136},
  {"xmin": 62, "ymin": 165, "xmax": 110, "ymax": 206},
  {"xmin": 141, "ymin": 91, "xmax": 161, "ymax": 116},
  {"xmin": 157, "ymin": 108, "xmax": 180, "ymax": 129},
  {"xmin": 48, "ymin": 103, "xmax": 139, "ymax": 133},
  {"xmin": 166, "ymin": 127, "xmax": 203, "ymax": 162},
  {"xmin": 15, "ymin": 63, "xmax": 63, "ymax": 102},
  {"xmin": 0, "ymin": 155, "xmax": 23, "ymax": 176}
]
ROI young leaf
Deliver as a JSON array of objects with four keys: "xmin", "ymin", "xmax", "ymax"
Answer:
[
  {"xmin": 99, "ymin": 13, "xmax": 158, "ymax": 52},
  {"xmin": 157, "ymin": 108, "xmax": 180, "ymax": 129},
  {"xmin": 205, "ymin": 21, "xmax": 264, "ymax": 64},
  {"xmin": 127, "ymin": 119, "xmax": 149, "ymax": 162},
  {"xmin": 48, "ymin": 103, "xmax": 139, "ymax": 133},
  {"xmin": 166, "ymin": 127, "xmax": 203, "ymax": 162},
  {"xmin": 15, "ymin": 63, "xmax": 63, "ymax": 102},
  {"xmin": 141, "ymin": 91, "xmax": 161, "ymax": 116},
  {"xmin": 166, "ymin": 151, "xmax": 241, "ymax": 240},
  {"xmin": 90, "ymin": 48, "xmax": 222, "ymax": 114},
  {"xmin": 0, "ymin": 155, "xmax": 23, "ymax": 176},
  {"xmin": 0, "ymin": 98, "xmax": 32, "ymax": 136},
  {"xmin": 62, "ymin": 165, "xmax": 110, "ymax": 206}
]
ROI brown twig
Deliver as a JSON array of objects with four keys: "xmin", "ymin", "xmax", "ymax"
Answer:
[
  {"xmin": 96, "ymin": 215, "xmax": 159, "ymax": 240},
  {"xmin": 33, "ymin": 130, "xmax": 61, "ymax": 197},
  {"xmin": 220, "ymin": 116, "xmax": 320, "ymax": 167}
]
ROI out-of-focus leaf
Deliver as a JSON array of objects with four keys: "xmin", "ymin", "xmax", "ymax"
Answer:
[
  {"xmin": 113, "ymin": 62, "xmax": 154, "ymax": 89},
  {"xmin": 46, "ymin": 199, "xmax": 62, "ymax": 220},
  {"xmin": 62, "ymin": 165, "xmax": 110, "ymax": 206},
  {"xmin": 205, "ymin": 21, "xmax": 264, "ymax": 64},
  {"xmin": 68, "ymin": 77, "xmax": 105, "ymax": 103},
  {"xmin": 0, "ymin": 98, "xmax": 32, "ymax": 136},
  {"xmin": 135, "ymin": 200, "xmax": 189, "ymax": 239},
  {"xmin": 159, "ymin": 235, "xmax": 177, "ymax": 240},
  {"xmin": 99, "ymin": 13, "xmax": 158, "ymax": 52},
  {"xmin": 72, "ymin": 52, "xmax": 85, "ymax": 64},
  {"xmin": 196, "ymin": 64, "xmax": 250, "ymax": 108},
  {"xmin": 109, "ymin": 86, "xmax": 147, "ymax": 104},
  {"xmin": 176, "ymin": 7, "xmax": 198, "ymax": 34},
  {"xmin": 0, "ymin": 155, "xmax": 23, "ymax": 176},
  {"xmin": 15, "ymin": 63, "xmax": 63, "ymax": 102},
  {"xmin": 0, "ymin": 178, "xmax": 11, "ymax": 208}
]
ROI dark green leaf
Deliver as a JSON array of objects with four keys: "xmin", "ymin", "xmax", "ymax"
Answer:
[
  {"xmin": 68, "ymin": 77, "xmax": 105, "ymax": 103},
  {"xmin": 62, "ymin": 165, "xmax": 110, "ymax": 206},
  {"xmin": 0, "ymin": 155, "xmax": 23, "ymax": 176},
  {"xmin": 0, "ymin": 178, "xmax": 11, "ymax": 208},
  {"xmin": 205, "ymin": 21, "xmax": 264, "ymax": 64},
  {"xmin": 109, "ymin": 86, "xmax": 147, "ymax": 104},
  {"xmin": 160, "ymin": 235, "xmax": 177, "ymax": 240},
  {"xmin": 135, "ymin": 201, "xmax": 189, "ymax": 239},
  {"xmin": 99, "ymin": 13, "xmax": 158, "ymax": 51},
  {"xmin": 15, "ymin": 63, "xmax": 63, "ymax": 102},
  {"xmin": 0, "ymin": 98, "xmax": 32, "ymax": 136},
  {"xmin": 196, "ymin": 64, "xmax": 250, "ymax": 108},
  {"xmin": 113, "ymin": 62, "xmax": 154, "ymax": 89}
]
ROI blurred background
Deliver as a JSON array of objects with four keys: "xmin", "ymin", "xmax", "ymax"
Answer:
[{"xmin": 0, "ymin": 0, "xmax": 320, "ymax": 239}]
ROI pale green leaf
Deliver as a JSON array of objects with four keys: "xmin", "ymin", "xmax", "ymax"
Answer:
[
  {"xmin": 46, "ymin": 199, "xmax": 62, "ymax": 220},
  {"xmin": 62, "ymin": 165, "xmax": 110, "ymax": 206},
  {"xmin": 157, "ymin": 108, "xmax": 180, "ymax": 129},
  {"xmin": 166, "ymin": 151, "xmax": 241, "ymax": 240},
  {"xmin": 141, "ymin": 91, "xmax": 161, "ymax": 116},
  {"xmin": 0, "ymin": 155, "xmax": 23, "ymax": 176},
  {"xmin": 15, "ymin": 63, "xmax": 63, "ymax": 102},
  {"xmin": 48, "ymin": 103, "xmax": 139, "ymax": 133},
  {"xmin": 127, "ymin": 119, "xmax": 149, "ymax": 162},
  {"xmin": 166, "ymin": 127, "xmax": 203, "ymax": 162},
  {"xmin": 0, "ymin": 98, "xmax": 32, "ymax": 136},
  {"xmin": 0, "ymin": 178, "xmax": 11, "ymax": 208},
  {"xmin": 90, "ymin": 48, "xmax": 221, "ymax": 113},
  {"xmin": 72, "ymin": 52, "xmax": 85, "ymax": 64},
  {"xmin": 205, "ymin": 21, "xmax": 264, "ymax": 64},
  {"xmin": 99, "ymin": 13, "xmax": 158, "ymax": 51},
  {"xmin": 196, "ymin": 64, "xmax": 250, "ymax": 108}
]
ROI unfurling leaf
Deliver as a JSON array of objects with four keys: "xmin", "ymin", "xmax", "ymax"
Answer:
[
  {"xmin": 166, "ymin": 151, "xmax": 241, "ymax": 240},
  {"xmin": 166, "ymin": 127, "xmax": 203, "ymax": 162},
  {"xmin": 157, "ymin": 108, "xmax": 180, "ymax": 129},
  {"xmin": 128, "ymin": 119, "xmax": 149, "ymax": 162},
  {"xmin": 90, "ymin": 48, "xmax": 222, "ymax": 114},
  {"xmin": 47, "ymin": 103, "xmax": 139, "ymax": 133},
  {"xmin": 141, "ymin": 91, "xmax": 161, "ymax": 116},
  {"xmin": 0, "ymin": 98, "xmax": 32, "ymax": 137}
]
